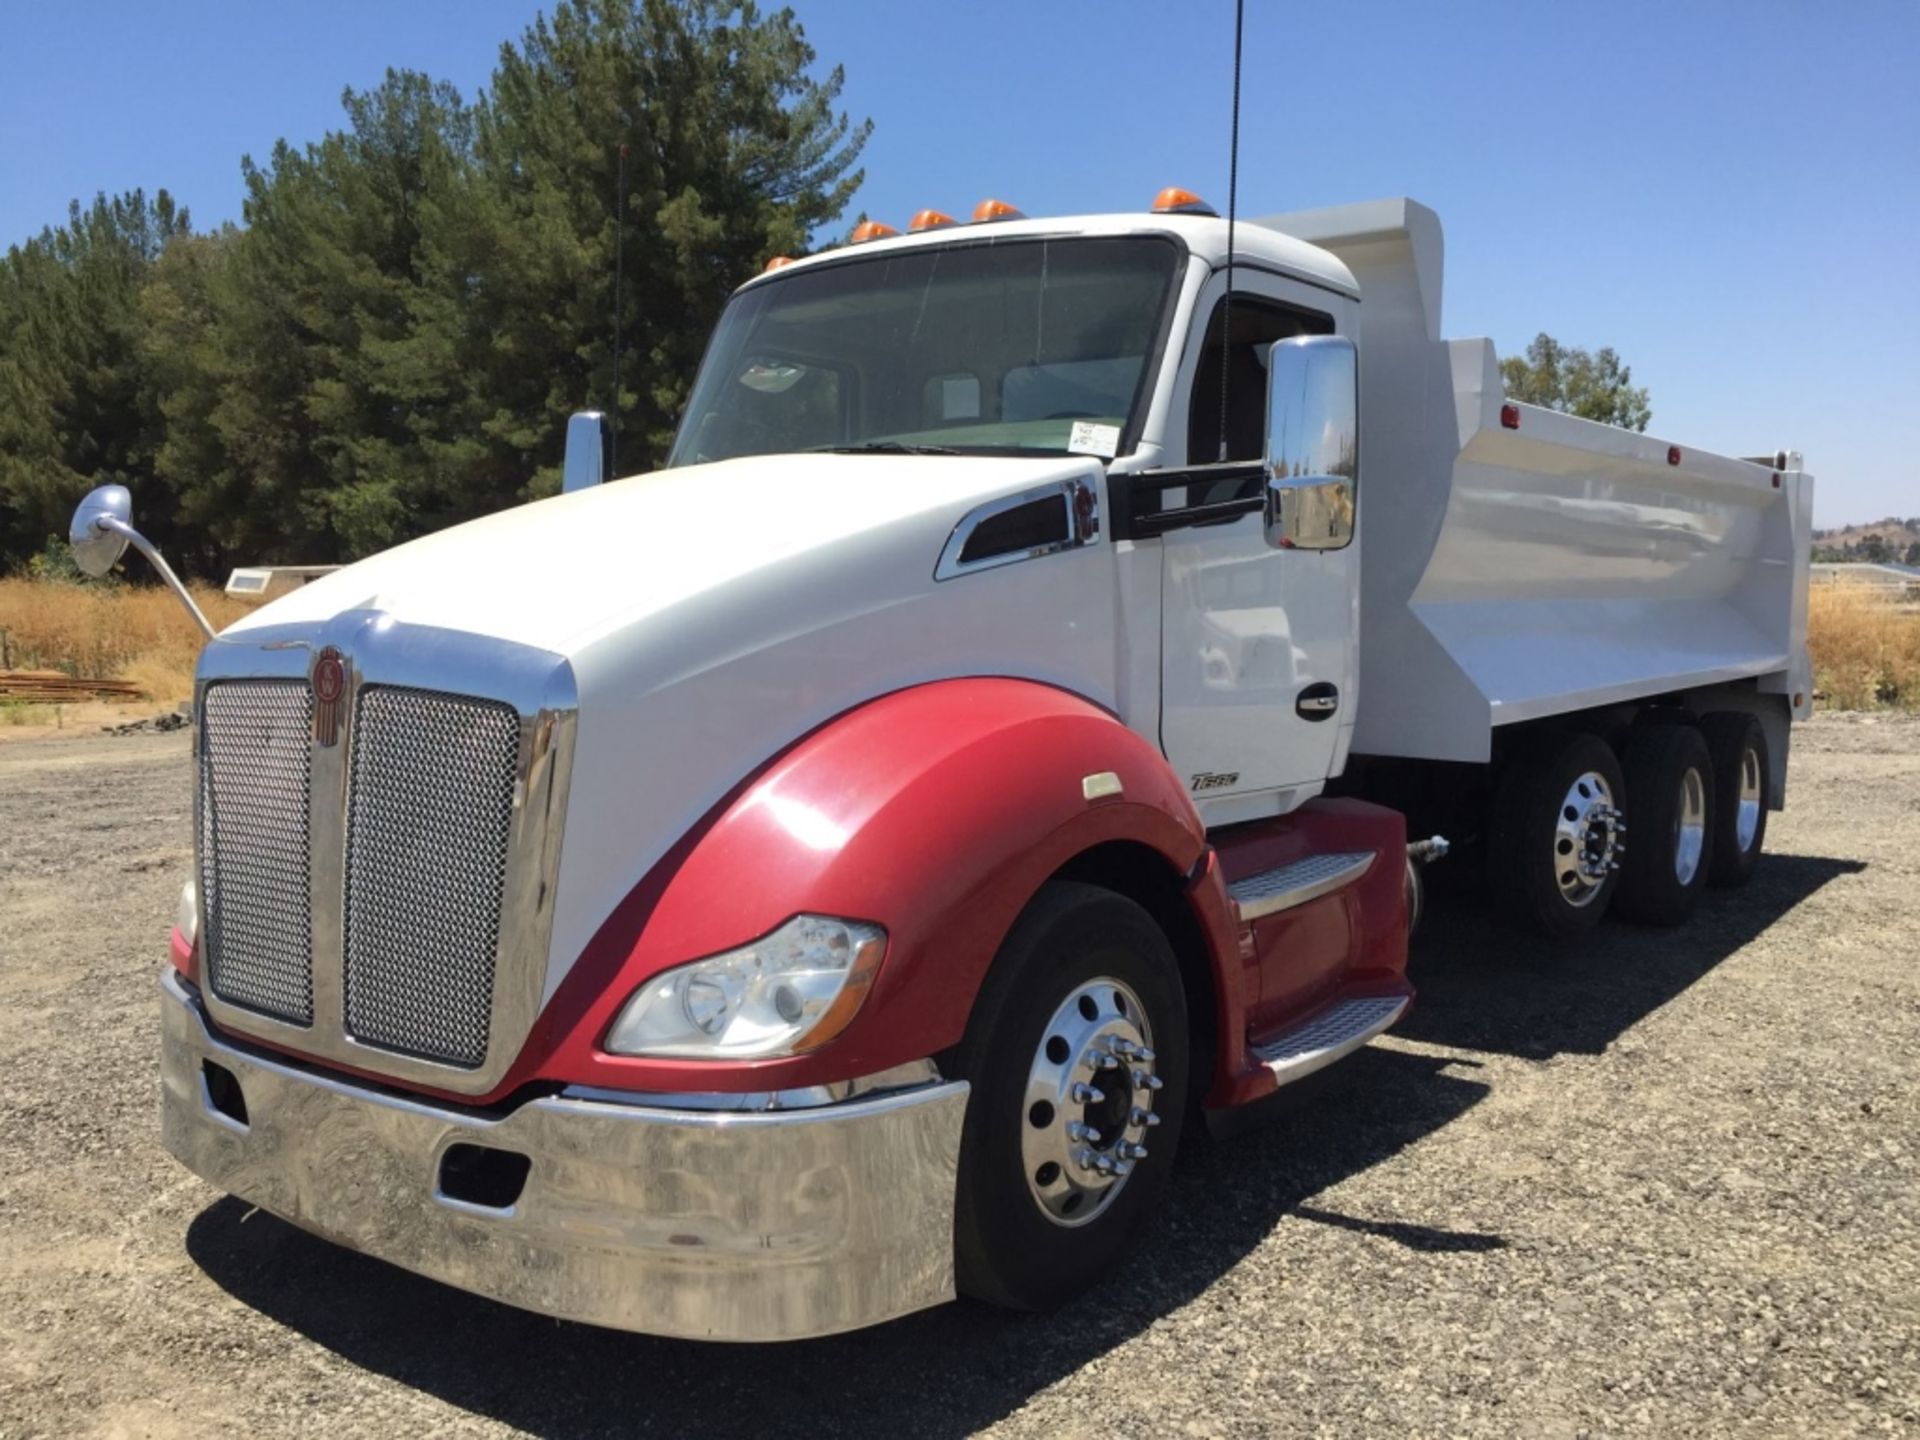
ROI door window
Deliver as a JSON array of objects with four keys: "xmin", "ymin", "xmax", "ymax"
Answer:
[{"xmin": 1186, "ymin": 296, "xmax": 1334, "ymax": 467}]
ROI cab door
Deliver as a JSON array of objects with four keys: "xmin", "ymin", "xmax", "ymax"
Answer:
[{"xmin": 1158, "ymin": 277, "xmax": 1359, "ymax": 807}]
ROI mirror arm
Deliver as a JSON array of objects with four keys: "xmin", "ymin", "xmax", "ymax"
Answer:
[{"xmin": 93, "ymin": 516, "xmax": 216, "ymax": 641}]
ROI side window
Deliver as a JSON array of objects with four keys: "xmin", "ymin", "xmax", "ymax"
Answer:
[{"xmin": 1186, "ymin": 296, "xmax": 1334, "ymax": 466}]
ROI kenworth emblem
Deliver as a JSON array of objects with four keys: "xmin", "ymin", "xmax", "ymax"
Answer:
[{"xmin": 312, "ymin": 646, "xmax": 347, "ymax": 747}]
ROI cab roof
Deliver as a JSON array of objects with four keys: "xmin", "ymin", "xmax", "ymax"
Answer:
[{"xmin": 740, "ymin": 210, "xmax": 1360, "ymax": 301}]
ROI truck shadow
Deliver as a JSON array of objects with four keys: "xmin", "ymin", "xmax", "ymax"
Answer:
[
  {"xmin": 1399, "ymin": 852, "xmax": 1863, "ymax": 1060},
  {"xmin": 185, "ymin": 1045, "xmax": 1486, "ymax": 1440},
  {"xmin": 182, "ymin": 850, "xmax": 1857, "ymax": 1438}
]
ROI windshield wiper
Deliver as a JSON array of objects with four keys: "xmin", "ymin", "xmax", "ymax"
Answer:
[{"xmin": 810, "ymin": 441, "xmax": 961, "ymax": 456}]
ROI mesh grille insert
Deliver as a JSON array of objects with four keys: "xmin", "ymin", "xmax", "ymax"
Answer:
[
  {"xmin": 344, "ymin": 686, "xmax": 520, "ymax": 1069},
  {"xmin": 200, "ymin": 681, "xmax": 315, "ymax": 1024}
]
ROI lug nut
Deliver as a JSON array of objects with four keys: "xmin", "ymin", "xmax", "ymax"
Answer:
[
  {"xmin": 1133, "ymin": 1070, "xmax": 1164, "ymax": 1091},
  {"xmin": 1088, "ymin": 1051, "xmax": 1122, "ymax": 1071},
  {"xmin": 1093, "ymin": 1154, "xmax": 1116, "ymax": 1176},
  {"xmin": 1129, "ymin": 1107, "xmax": 1162, "ymax": 1128},
  {"xmin": 1071, "ymin": 1082, "xmax": 1105, "ymax": 1104},
  {"xmin": 1111, "ymin": 1159, "xmax": 1134, "ymax": 1178},
  {"xmin": 1066, "ymin": 1120, "xmax": 1098, "ymax": 1142},
  {"xmin": 1074, "ymin": 1147, "xmax": 1097, "ymax": 1171},
  {"xmin": 1109, "ymin": 1037, "xmax": 1140, "ymax": 1058},
  {"xmin": 1118, "ymin": 1140, "xmax": 1149, "ymax": 1160}
]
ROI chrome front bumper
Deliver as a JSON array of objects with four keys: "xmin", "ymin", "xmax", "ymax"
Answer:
[{"xmin": 160, "ymin": 971, "xmax": 969, "ymax": 1342}]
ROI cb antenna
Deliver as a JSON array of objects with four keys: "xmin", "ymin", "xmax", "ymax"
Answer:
[
  {"xmin": 611, "ymin": 141, "xmax": 629, "ymax": 474},
  {"xmin": 1217, "ymin": 0, "xmax": 1245, "ymax": 463}
]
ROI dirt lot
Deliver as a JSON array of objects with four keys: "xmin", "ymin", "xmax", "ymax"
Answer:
[{"xmin": 0, "ymin": 715, "xmax": 1915, "ymax": 1438}]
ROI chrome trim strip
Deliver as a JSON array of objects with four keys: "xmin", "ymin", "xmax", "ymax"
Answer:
[
  {"xmin": 559, "ymin": 1058, "xmax": 945, "ymax": 1113},
  {"xmin": 195, "ymin": 614, "xmax": 578, "ymax": 1097},
  {"xmin": 933, "ymin": 476, "xmax": 1101, "ymax": 581},
  {"xmin": 162, "ymin": 972, "xmax": 968, "ymax": 1342},
  {"xmin": 1228, "ymin": 849, "xmax": 1376, "ymax": 922}
]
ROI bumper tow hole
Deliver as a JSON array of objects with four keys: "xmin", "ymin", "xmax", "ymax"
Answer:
[
  {"xmin": 201, "ymin": 1059, "xmax": 249, "ymax": 1129},
  {"xmin": 438, "ymin": 1144, "xmax": 532, "ymax": 1212}
]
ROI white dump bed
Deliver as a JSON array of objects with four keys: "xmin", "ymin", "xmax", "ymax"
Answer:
[{"xmin": 1261, "ymin": 199, "xmax": 1814, "ymax": 764}]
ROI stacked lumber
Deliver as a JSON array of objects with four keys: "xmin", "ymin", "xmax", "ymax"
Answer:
[{"xmin": 0, "ymin": 669, "xmax": 144, "ymax": 703}]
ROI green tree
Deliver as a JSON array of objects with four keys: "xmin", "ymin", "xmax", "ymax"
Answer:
[
  {"xmin": 156, "ymin": 70, "xmax": 478, "ymax": 564},
  {"xmin": 1500, "ymin": 332, "xmax": 1652, "ymax": 432},
  {"xmin": 0, "ymin": 190, "xmax": 190, "ymax": 572},
  {"xmin": 2, "ymin": 1, "xmax": 870, "ymax": 577},
  {"xmin": 409, "ymin": 0, "xmax": 870, "ymax": 502}
]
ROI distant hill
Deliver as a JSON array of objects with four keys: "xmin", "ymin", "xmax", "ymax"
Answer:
[{"xmin": 1811, "ymin": 517, "xmax": 1920, "ymax": 565}]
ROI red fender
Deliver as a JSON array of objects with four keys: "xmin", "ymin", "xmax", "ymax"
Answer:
[{"xmin": 503, "ymin": 677, "xmax": 1241, "ymax": 1098}]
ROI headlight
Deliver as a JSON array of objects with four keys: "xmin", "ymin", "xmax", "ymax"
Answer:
[
  {"xmin": 176, "ymin": 880, "xmax": 199, "ymax": 949},
  {"xmin": 604, "ymin": 915, "xmax": 886, "ymax": 1060}
]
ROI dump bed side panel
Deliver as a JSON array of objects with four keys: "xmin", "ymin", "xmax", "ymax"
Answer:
[
  {"xmin": 1406, "ymin": 341, "xmax": 1812, "ymax": 739},
  {"xmin": 1259, "ymin": 199, "xmax": 1812, "ymax": 766}
]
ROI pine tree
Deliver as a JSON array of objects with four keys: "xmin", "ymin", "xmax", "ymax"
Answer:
[{"xmin": 0, "ymin": 191, "xmax": 190, "ymax": 571}]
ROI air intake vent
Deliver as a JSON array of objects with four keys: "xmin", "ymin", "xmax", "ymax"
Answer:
[
  {"xmin": 957, "ymin": 493, "xmax": 1070, "ymax": 565},
  {"xmin": 343, "ymin": 687, "xmax": 520, "ymax": 1069}
]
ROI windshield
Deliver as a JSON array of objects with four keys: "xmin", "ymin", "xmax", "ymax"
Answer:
[{"xmin": 667, "ymin": 235, "xmax": 1181, "ymax": 466}]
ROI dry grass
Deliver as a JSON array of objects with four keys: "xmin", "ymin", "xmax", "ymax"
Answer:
[
  {"xmin": 1808, "ymin": 583, "xmax": 1920, "ymax": 710},
  {"xmin": 2, "ymin": 576, "xmax": 1917, "ymax": 715},
  {"xmin": 0, "ymin": 578, "xmax": 248, "ymax": 704}
]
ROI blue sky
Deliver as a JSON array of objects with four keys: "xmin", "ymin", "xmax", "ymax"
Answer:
[{"xmin": 3, "ymin": 0, "xmax": 1913, "ymax": 526}]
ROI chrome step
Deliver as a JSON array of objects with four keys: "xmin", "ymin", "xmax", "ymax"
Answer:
[
  {"xmin": 1248, "ymin": 994, "xmax": 1410, "ymax": 1086},
  {"xmin": 1227, "ymin": 850, "xmax": 1375, "ymax": 921}
]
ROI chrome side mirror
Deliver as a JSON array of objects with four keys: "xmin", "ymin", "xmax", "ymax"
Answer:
[
  {"xmin": 69, "ymin": 483, "xmax": 133, "ymax": 577},
  {"xmin": 67, "ymin": 484, "xmax": 216, "ymax": 640},
  {"xmin": 562, "ymin": 410, "xmax": 615, "ymax": 493},
  {"xmin": 1264, "ymin": 335, "xmax": 1358, "ymax": 551}
]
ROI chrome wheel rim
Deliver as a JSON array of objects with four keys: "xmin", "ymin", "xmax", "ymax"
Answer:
[
  {"xmin": 1553, "ymin": 770, "xmax": 1624, "ymax": 907},
  {"xmin": 1736, "ymin": 745, "xmax": 1763, "ymax": 853},
  {"xmin": 1674, "ymin": 766, "xmax": 1707, "ymax": 885},
  {"xmin": 1021, "ymin": 976, "xmax": 1160, "ymax": 1228}
]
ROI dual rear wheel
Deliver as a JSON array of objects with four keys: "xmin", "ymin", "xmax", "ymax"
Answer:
[{"xmin": 1491, "ymin": 712, "xmax": 1770, "ymax": 935}]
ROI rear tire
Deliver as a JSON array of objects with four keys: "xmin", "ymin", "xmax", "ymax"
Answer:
[
  {"xmin": 1701, "ymin": 712, "xmax": 1769, "ymax": 887},
  {"xmin": 1614, "ymin": 724, "xmax": 1715, "ymax": 926},
  {"xmin": 952, "ymin": 882, "xmax": 1189, "ymax": 1311},
  {"xmin": 1490, "ymin": 732, "xmax": 1626, "ymax": 937}
]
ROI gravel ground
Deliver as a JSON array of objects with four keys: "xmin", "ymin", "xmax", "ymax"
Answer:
[{"xmin": 0, "ymin": 714, "xmax": 1914, "ymax": 1438}]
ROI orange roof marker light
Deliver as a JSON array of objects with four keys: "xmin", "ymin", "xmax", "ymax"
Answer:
[
  {"xmin": 849, "ymin": 220, "xmax": 899, "ymax": 244},
  {"xmin": 908, "ymin": 209, "xmax": 957, "ymax": 233},
  {"xmin": 1152, "ymin": 186, "xmax": 1217, "ymax": 216},
  {"xmin": 763, "ymin": 255, "xmax": 796, "ymax": 273},
  {"xmin": 971, "ymin": 198, "xmax": 1026, "ymax": 223}
]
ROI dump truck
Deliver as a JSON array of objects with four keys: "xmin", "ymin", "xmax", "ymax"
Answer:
[{"xmin": 73, "ymin": 193, "xmax": 1813, "ymax": 1341}]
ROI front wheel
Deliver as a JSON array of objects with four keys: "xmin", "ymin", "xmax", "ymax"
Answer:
[{"xmin": 952, "ymin": 882, "xmax": 1189, "ymax": 1311}]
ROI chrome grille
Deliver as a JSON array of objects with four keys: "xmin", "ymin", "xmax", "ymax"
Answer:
[
  {"xmin": 343, "ymin": 686, "xmax": 520, "ymax": 1069},
  {"xmin": 199, "ymin": 681, "xmax": 315, "ymax": 1024}
]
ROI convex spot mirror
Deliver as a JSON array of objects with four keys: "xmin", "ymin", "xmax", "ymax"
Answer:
[
  {"xmin": 562, "ymin": 411, "xmax": 615, "ymax": 494},
  {"xmin": 69, "ymin": 484, "xmax": 134, "ymax": 577},
  {"xmin": 1264, "ymin": 335, "xmax": 1357, "ymax": 551}
]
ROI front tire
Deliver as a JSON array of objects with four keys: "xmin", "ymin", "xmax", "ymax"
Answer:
[{"xmin": 952, "ymin": 882, "xmax": 1189, "ymax": 1311}]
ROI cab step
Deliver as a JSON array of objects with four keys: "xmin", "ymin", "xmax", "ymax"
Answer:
[
  {"xmin": 1248, "ymin": 994, "xmax": 1410, "ymax": 1085},
  {"xmin": 1227, "ymin": 850, "xmax": 1375, "ymax": 921}
]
